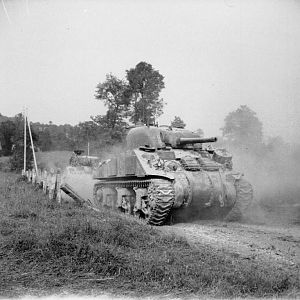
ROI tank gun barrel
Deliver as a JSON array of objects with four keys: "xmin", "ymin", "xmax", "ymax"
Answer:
[{"xmin": 177, "ymin": 137, "xmax": 217, "ymax": 145}]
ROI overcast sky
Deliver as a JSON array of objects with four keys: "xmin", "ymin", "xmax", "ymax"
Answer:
[{"xmin": 1, "ymin": 0, "xmax": 299, "ymax": 142}]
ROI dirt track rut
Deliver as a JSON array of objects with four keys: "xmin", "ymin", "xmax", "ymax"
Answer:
[
  {"xmin": 163, "ymin": 221, "xmax": 300, "ymax": 270},
  {"xmin": 62, "ymin": 175, "xmax": 300, "ymax": 270}
]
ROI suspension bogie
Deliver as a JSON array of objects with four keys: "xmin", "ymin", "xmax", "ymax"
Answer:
[{"xmin": 93, "ymin": 179, "xmax": 175, "ymax": 225}]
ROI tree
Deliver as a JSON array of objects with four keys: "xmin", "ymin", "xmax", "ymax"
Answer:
[
  {"xmin": 95, "ymin": 74, "xmax": 131, "ymax": 129},
  {"xmin": 91, "ymin": 115, "xmax": 126, "ymax": 145},
  {"xmin": 36, "ymin": 128, "xmax": 52, "ymax": 151},
  {"xmin": 265, "ymin": 136, "xmax": 286, "ymax": 152},
  {"xmin": 0, "ymin": 120, "xmax": 16, "ymax": 156},
  {"xmin": 126, "ymin": 62, "xmax": 165, "ymax": 124},
  {"xmin": 171, "ymin": 116, "xmax": 186, "ymax": 128},
  {"xmin": 10, "ymin": 114, "xmax": 38, "ymax": 171},
  {"xmin": 77, "ymin": 121, "xmax": 99, "ymax": 144},
  {"xmin": 221, "ymin": 105, "xmax": 263, "ymax": 147}
]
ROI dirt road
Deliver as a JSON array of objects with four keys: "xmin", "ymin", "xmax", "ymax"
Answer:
[
  {"xmin": 163, "ymin": 220, "xmax": 300, "ymax": 271},
  {"xmin": 60, "ymin": 174, "xmax": 300, "ymax": 272}
]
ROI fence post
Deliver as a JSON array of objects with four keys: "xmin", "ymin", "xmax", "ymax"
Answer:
[
  {"xmin": 42, "ymin": 170, "xmax": 47, "ymax": 194},
  {"xmin": 32, "ymin": 168, "xmax": 36, "ymax": 185},
  {"xmin": 48, "ymin": 170, "xmax": 56, "ymax": 200},
  {"xmin": 56, "ymin": 170, "xmax": 62, "ymax": 204},
  {"xmin": 28, "ymin": 170, "xmax": 32, "ymax": 183},
  {"xmin": 36, "ymin": 168, "xmax": 42, "ymax": 187}
]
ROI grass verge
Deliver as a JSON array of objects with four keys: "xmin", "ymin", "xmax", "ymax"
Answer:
[{"xmin": 0, "ymin": 172, "xmax": 299, "ymax": 298}]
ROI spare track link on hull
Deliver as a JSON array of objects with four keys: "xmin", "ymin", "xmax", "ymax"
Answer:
[{"xmin": 93, "ymin": 178, "xmax": 175, "ymax": 226}]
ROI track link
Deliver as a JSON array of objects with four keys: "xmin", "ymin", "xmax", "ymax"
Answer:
[
  {"xmin": 93, "ymin": 178, "xmax": 175, "ymax": 226},
  {"xmin": 146, "ymin": 179, "xmax": 175, "ymax": 225}
]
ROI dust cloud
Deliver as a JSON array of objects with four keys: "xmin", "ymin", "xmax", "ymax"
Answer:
[
  {"xmin": 61, "ymin": 144, "xmax": 127, "ymax": 204},
  {"xmin": 41, "ymin": 136, "xmax": 300, "ymax": 225},
  {"xmin": 93, "ymin": 137, "xmax": 300, "ymax": 225},
  {"xmin": 227, "ymin": 142, "xmax": 300, "ymax": 225},
  {"xmin": 95, "ymin": 143, "xmax": 127, "ymax": 161}
]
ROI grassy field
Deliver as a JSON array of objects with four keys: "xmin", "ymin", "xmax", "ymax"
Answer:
[
  {"xmin": 0, "ymin": 172, "xmax": 299, "ymax": 298},
  {"xmin": 0, "ymin": 156, "xmax": 10, "ymax": 172}
]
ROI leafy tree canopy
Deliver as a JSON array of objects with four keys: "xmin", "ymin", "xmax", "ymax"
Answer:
[
  {"xmin": 171, "ymin": 116, "xmax": 186, "ymax": 129},
  {"xmin": 10, "ymin": 114, "xmax": 38, "ymax": 171},
  {"xmin": 93, "ymin": 62, "xmax": 165, "ymax": 143},
  {"xmin": 95, "ymin": 74, "xmax": 131, "ymax": 129},
  {"xmin": 126, "ymin": 62, "xmax": 165, "ymax": 124},
  {"xmin": 0, "ymin": 120, "xmax": 16, "ymax": 156},
  {"xmin": 221, "ymin": 105, "xmax": 263, "ymax": 147}
]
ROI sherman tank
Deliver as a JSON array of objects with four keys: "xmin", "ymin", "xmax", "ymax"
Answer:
[{"xmin": 93, "ymin": 125, "xmax": 253, "ymax": 225}]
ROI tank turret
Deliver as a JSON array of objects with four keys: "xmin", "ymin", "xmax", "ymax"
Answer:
[
  {"xmin": 126, "ymin": 125, "xmax": 217, "ymax": 150},
  {"xmin": 93, "ymin": 125, "xmax": 253, "ymax": 225}
]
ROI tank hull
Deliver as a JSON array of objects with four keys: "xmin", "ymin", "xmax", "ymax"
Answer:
[
  {"xmin": 172, "ymin": 170, "xmax": 236, "ymax": 209},
  {"xmin": 92, "ymin": 126, "xmax": 253, "ymax": 225}
]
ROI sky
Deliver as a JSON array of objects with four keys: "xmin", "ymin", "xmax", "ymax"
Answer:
[{"xmin": 1, "ymin": 0, "xmax": 300, "ymax": 142}]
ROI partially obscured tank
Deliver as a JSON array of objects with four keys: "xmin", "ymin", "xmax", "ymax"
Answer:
[
  {"xmin": 60, "ymin": 150, "xmax": 100, "ymax": 203},
  {"xmin": 93, "ymin": 125, "xmax": 253, "ymax": 225}
]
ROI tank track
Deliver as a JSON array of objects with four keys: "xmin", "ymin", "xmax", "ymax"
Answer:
[
  {"xmin": 93, "ymin": 178, "xmax": 175, "ymax": 226},
  {"xmin": 146, "ymin": 179, "xmax": 175, "ymax": 225},
  {"xmin": 225, "ymin": 178, "xmax": 253, "ymax": 221}
]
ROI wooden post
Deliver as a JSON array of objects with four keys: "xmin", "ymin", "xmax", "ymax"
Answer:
[
  {"xmin": 23, "ymin": 108, "xmax": 27, "ymax": 173},
  {"xmin": 27, "ymin": 116, "xmax": 38, "ymax": 176}
]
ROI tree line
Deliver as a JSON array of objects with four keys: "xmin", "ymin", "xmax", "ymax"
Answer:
[
  {"xmin": 1, "ymin": 104, "xmax": 287, "ymax": 163},
  {"xmin": 0, "ymin": 61, "xmax": 291, "ymax": 170}
]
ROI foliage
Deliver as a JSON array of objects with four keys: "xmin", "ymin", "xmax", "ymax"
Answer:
[
  {"xmin": 76, "ymin": 121, "xmax": 99, "ymax": 145},
  {"xmin": 9, "ymin": 114, "xmax": 37, "ymax": 171},
  {"xmin": 171, "ymin": 116, "xmax": 186, "ymax": 128},
  {"xmin": 37, "ymin": 128, "xmax": 52, "ymax": 151},
  {"xmin": 126, "ymin": 62, "xmax": 165, "ymax": 124},
  {"xmin": 0, "ymin": 156, "xmax": 10, "ymax": 172},
  {"xmin": 221, "ymin": 105, "xmax": 263, "ymax": 148},
  {"xmin": 91, "ymin": 115, "xmax": 126, "ymax": 145},
  {"xmin": 0, "ymin": 120, "xmax": 16, "ymax": 156},
  {"xmin": 95, "ymin": 74, "xmax": 131, "ymax": 129},
  {"xmin": 218, "ymin": 106, "xmax": 300, "ymax": 211},
  {"xmin": 93, "ymin": 61, "xmax": 165, "ymax": 145},
  {"xmin": 94, "ymin": 62, "xmax": 165, "ymax": 128},
  {"xmin": 32, "ymin": 123, "xmax": 78, "ymax": 152}
]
